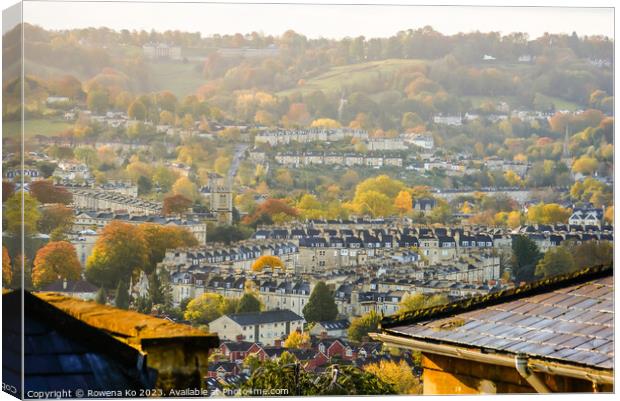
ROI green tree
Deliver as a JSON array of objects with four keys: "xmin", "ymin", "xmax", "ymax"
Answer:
[
  {"xmin": 95, "ymin": 287, "xmax": 107, "ymax": 305},
  {"xmin": 568, "ymin": 241, "xmax": 613, "ymax": 270},
  {"xmin": 535, "ymin": 247, "xmax": 576, "ymax": 278},
  {"xmin": 5, "ymin": 192, "xmax": 41, "ymax": 236},
  {"xmin": 114, "ymin": 280, "xmax": 130, "ymax": 310},
  {"xmin": 87, "ymin": 90, "xmax": 108, "ymax": 114},
  {"xmin": 184, "ymin": 293, "xmax": 227, "ymax": 325},
  {"xmin": 302, "ymin": 281, "xmax": 338, "ymax": 322},
  {"xmin": 510, "ymin": 235, "xmax": 542, "ymax": 283},
  {"xmin": 348, "ymin": 310, "xmax": 382, "ymax": 342},
  {"xmin": 399, "ymin": 293, "xmax": 449, "ymax": 313},
  {"xmin": 239, "ymin": 353, "xmax": 395, "ymax": 395},
  {"xmin": 236, "ymin": 292, "xmax": 262, "ymax": 313},
  {"xmin": 128, "ymin": 99, "xmax": 147, "ymax": 121}
]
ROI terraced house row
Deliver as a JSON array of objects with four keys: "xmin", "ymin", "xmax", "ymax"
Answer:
[
  {"xmin": 274, "ymin": 152, "xmax": 404, "ymax": 167},
  {"xmin": 169, "ymin": 268, "xmax": 506, "ymax": 317},
  {"xmin": 254, "ymin": 128, "xmax": 368, "ymax": 145}
]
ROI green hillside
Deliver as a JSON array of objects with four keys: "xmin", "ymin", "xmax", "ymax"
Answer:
[
  {"xmin": 3, "ymin": 119, "xmax": 73, "ymax": 139},
  {"xmin": 148, "ymin": 61, "xmax": 206, "ymax": 98},
  {"xmin": 277, "ymin": 59, "xmax": 425, "ymax": 96}
]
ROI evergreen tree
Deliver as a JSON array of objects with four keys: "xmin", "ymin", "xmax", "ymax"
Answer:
[
  {"xmin": 510, "ymin": 235, "xmax": 542, "ymax": 283},
  {"xmin": 114, "ymin": 280, "xmax": 130, "ymax": 310},
  {"xmin": 136, "ymin": 295, "xmax": 153, "ymax": 314},
  {"xmin": 95, "ymin": 287, "xmax": 106, "ymax": 305},
  {"xmin": 236, "ymin": 292, "xmax": 262, "ymax": 313},
  {"xmin": 302, "ymin": 281, "xmax": 338, "ymax": 322}
]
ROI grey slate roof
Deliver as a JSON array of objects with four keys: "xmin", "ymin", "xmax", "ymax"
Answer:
[
  {"xmin": 381, "ymin": 265, "xmax": 613, "ymax": 370},
  {"xmin": 3, "ymin": 291, "xmax": 156, "ymax": 396},
  {"xmin": 227, "ymin": 309, "xmax": 303, "ymax": 326}
]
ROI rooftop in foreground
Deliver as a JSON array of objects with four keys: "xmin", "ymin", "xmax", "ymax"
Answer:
[{"xmin": 373, "ymin": 264, "xmax": 614, "ymax": 390}]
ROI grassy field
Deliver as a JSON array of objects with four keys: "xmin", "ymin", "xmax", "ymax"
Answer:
[
  {"xmin": 3, "ymin": 119, "xmax": 73, "ymax": 139},
  {"xmin": 534, "ymin": 93, "xmax": 581, "ymax": 111},
  {"xmin": 277, "ymin": 59, "xmax": 425, "ymax": 96},
  {"xmin": 148, "ymin": 61, "xmax": 206, "ymax": 98}
]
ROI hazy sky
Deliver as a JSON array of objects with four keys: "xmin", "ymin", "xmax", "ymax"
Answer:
[{"xmin": 21, "ymin": 1, "xmax": 614, "ymax": 39}]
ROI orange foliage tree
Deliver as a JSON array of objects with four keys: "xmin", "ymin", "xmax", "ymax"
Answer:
[
  {"xmin": 32, "ymin": 241, "xmax": 81, "ymax": 288},
  {"xmin": 251, "ymin": 255, "xmax": 285, "ymax": 272},
  {"xmin": 2, "ymin": 246, "xmax": 12, "ymax": 287},
  {"xmin": 85, "ymin": 221, "xmax": 148, "ymax": 288},
  {"xmin": 29, "ymin": 180, "xmax": 72, "ymax": 205},
  {"xmin": 243, "ymin": 198, "xmax": 299, "ymax": 226},
  {"xmin": 138, "ymin": 223, "xmax": 198, "ymax": 273},
  {"xmin": 163, "ymin": 194, "xmax": 193, "ymax": 215}
]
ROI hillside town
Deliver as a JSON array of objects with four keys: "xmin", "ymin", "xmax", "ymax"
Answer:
[{"xmin": 1, "ymin": 6, "xmax": 615, "ymax": 398}]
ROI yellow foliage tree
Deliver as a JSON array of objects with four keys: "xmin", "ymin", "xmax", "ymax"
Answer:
[
  {"xmin": 297, "ymin": 194, "xmax": 324, "ymax": 219},
  {"xmin": 310, "ymin": 118, "xmax": 341, "ymax": 129},
  {"xmin": 172, "ymin": 176, "xmax": 199, "ymax": 201},
  {"xmin": 364, "ymin": 360, "xmax": 421, "ymax": 394},
  {"xmin": 604, "ymin": 206, "xmax": 613, "ymax": 224},
  {"xmin": 507, "ymin": 211, "xmax": 523, "ymax": 228},
  {"xmin": 355, "ymin": 190, "xmax": 394, "ymax": 217},
  {"xmin": 251, "ymin": 255, "xmax": 285, "ymax": 272},
  {"xmin": 504, "ymin": 170, "xmax": 523, "ymax": 187},
  {"xmin": 393, "ymin": 191, "xmax": 413, "ymax": 215},
  {"xmin": 527, "ymin": 203, "xmax": 572, "ymax": 224},
  {"xmin": 283, "ymin": 330, "xmax": 310, "ymax": 349},
  {"xmin": 572, "ymin": 156, "xmax": 599, "ymax": 175}
]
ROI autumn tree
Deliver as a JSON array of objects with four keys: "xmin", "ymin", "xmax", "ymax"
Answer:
[
  {"xmin": 2, "ymin": 247, "xmax": 12, "ymax": 287},
  {"xmin": 311, "ymin": 118, "xmax": 340, "ymax": 128},
  {"xmin": 604, "ymin": 206, "xmax": 613, "ymax": 224},
  {"xmin": 527, "ymin": 203, "xmax": 571, "ymax": 224},
  {"xmin": 394, "ymin": 190, "xmax": 413, "ymax": 215},
  {"xmin": 251, "ymin": 255, "xmax": 285, "ymax": 272},
  {"xmin": 138, "ymin": 223, "xmax": 198, "ymax": 273},
  {"xmin": 243, "ymin": 198, "xmax": 298, "ymax": 227},
  {"xmin": 38, "ymin": 205, "xmax": 75, "ymax": 238},
  {"xmin": 364, "ymin": 360, "xmax": 421, "ymax": 394},
  {"xmin": 302, "ymin": 281, "xmax": 338, "ymax": 323},
  {"xmin": 32, "ymin": 241, "xmax": 81, "ymax": 288},
  {"xmin": 2, "ymin": 181, "xmax": 15, "ymax": 202},
  {"xmin": 162, "ymin": 194, "xmax": 193, "ymax": 216},
  {"xmin": 297, "ymin": 194, "xmax": 324, "ymax": 219},
  {"xmin": 283, "ymin": 330, "xmax": 310, "ymax": 348},
  {"xmin": 172, "ymin": 176, "xmax": 199, "ymax": 201},
  {"xmin": 355, "ymin": 190, "xmax": 394, "ymax": 217},
  {"xmin": 535, "ymin": 247, "xmax": 576, "ymax": 279},
  {"xmin": 572, "ymin": 156, "xmax": 599, "ymax": 176},
  {"xmin": 29, "ymin": 180, "xmax": 72, "ymax": 204},
  {"xmin": 184, "ymin": 293, "xmax": 231, "ymax": 325},
  {"xmin": 86, "ymin": 221, "xmax": 148, "ymax": 288}
]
